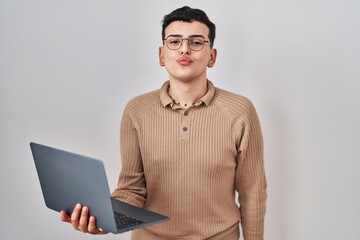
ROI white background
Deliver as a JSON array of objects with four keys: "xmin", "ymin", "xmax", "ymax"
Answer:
[{"xmin": 1, "ymin": 0, "xmax": 359, "ymax": 239}]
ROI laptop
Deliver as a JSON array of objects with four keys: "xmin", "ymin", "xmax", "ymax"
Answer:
[{"xmin": 30, "ymin": 142, "xmax": 169, "ymax": 234}]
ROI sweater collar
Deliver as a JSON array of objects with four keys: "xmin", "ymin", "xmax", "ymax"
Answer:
[{"xmin": 160, "ymin": 80, "xmax": 216, "ymax": 108}]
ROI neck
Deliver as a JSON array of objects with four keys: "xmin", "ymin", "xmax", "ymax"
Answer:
[{"xmin": 168, "ymin": 79, "xmax": 208, "ymax": 107}]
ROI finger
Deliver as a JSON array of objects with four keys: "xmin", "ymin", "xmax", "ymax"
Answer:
[
  {"xmin": 60, "ymin": 210, "xmax": 71, "ymax": 223},
  {"xmin": 78, "ymin": 206, "xmax": 89, "ymax": 232},
  {"xmin": 88, "ymin": 216, "xmax": 99, "ymax": 234},
  {"xmin": 70, "ymin": 203, "xmax": 82, "ymax": 230},
  {"xmin": 89, "ymin": 216, "xmax": 109, "ymax": 235}
]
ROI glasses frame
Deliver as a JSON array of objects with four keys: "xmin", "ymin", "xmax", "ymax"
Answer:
[{"xmin": 164, "ymin": 35, "xmax": 210, "ymax": 51}]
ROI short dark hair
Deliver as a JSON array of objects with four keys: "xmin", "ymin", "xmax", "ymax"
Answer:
[{"xmin": 161, "ymin": 6, "xmax": 216, "ymax": 48}]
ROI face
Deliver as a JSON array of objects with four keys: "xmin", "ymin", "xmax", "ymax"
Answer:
[{"xmin": 159, "ymin": 21, "xmax": 217, "ymax": 83}]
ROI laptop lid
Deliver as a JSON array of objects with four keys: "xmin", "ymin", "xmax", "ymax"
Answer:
[{"xmin": 30, "ymin": 142, "xmax": 169, "ymax": 234}]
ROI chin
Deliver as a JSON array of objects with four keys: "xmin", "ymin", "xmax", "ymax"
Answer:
[
  {"xmin": 172, "ymin": 76, "xmax": 197, "ymax": 83},
  {"xmin": 172, "ymin": 72, "xmax": 204, "ymax": 83}
]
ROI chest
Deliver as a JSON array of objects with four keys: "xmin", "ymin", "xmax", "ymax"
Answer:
[{"xmin": 136, "ymin": 107, "xmax": 240, "ymax": 175}]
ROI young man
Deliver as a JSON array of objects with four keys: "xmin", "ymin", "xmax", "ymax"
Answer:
[{"xmin": 61, "ymin": 6, "xmax": 267, "ymax": 240}]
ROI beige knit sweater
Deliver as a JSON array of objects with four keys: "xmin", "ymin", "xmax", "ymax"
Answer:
[{"xmin": 111, "ymin": 81, "xmax": 267, "ymax": 240}]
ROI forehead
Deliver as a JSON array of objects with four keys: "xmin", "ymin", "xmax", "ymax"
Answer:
[{"xmin": 164, "ymin": 20, "xmax": 209, "ymax": 37}]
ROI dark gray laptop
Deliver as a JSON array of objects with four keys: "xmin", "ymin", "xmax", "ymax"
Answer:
[{"xmin": 30, "ymin": 142, "xmax": 169, "ymax": 234}]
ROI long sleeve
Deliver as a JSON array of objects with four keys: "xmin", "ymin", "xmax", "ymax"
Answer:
[
  {"xmin": 111, "ymin": 103, "xmax": 146, "ymax": 208},
  {"xmin": 235, "ymin": 101, "xmax": 267, "ymax": 240}
]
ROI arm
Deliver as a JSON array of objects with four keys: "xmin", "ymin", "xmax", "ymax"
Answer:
[
  {"xmin": 111, "ymin": 103, "xmax": 147, "ymax": 207},
  {"xmin": 235, "ymin": 102, "xmax": 267, "ymax": 240}
]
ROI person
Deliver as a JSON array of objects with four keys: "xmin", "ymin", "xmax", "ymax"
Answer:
[{"xmin": 60, "ymin": 6, "xmax": 267, "ymax": 240}]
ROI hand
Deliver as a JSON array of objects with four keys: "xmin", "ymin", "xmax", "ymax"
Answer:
[{"xmin": 60, "ymin": 203, "xmax": 108, "ymax": 235}]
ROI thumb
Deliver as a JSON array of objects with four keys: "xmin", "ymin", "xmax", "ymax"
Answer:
[{"xmin": 60, "ymin": 210, "xmax": 71, "ymax": 223}]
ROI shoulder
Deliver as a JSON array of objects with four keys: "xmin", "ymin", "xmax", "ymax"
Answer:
[
  {"xmin": 213, "ymin": 87, "xmax": 257, "ymax": 117},
  {"xmin": 127, "ymin": 89, "xmax": 160, "ymax": 107},
  {"xmin": 123, "ymin": 89, "xmax": 160, "ymax": 118},
  {"xmin": 212, "ymin": 87, "xmax": 262, "ymax": 134}
]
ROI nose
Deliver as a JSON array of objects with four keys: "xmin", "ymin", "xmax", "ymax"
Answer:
[{"xmin": 180, "ymin": 39, "xmax": 191, "ymax": 55}]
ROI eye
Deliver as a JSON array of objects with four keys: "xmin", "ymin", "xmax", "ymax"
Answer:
[
  {"xmin": 168, "ymin": 38, "xmax": 181, "ymax": 45},
  {"xmin": 190, "ymin": 38, "xmax": 204, "ymax": 46}
]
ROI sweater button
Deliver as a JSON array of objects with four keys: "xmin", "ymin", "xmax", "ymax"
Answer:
[
  {"xmin": 184, "ymin": 111, "xmax": 189, "ymax": 116},
  {"xmin": 182, "ymin": 127, "xmax": 188, "ymax": 132}
]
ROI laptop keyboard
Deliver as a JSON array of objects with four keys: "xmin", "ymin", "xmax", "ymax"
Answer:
[{"xmin": 114, "ymin": 212, "xmax": 145, "ymax": 229}]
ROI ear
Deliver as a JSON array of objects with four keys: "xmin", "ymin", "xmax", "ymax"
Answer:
[
  {"xmin": 207, "ymin": 48, "xmax": 217, "ymax": 68},
  {"xmin": 159, "ymin": 46, "xmax": 165, "ymax": 67}
]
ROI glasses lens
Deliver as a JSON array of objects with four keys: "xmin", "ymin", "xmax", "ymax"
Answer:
[
  {"xmin": 166, "ymin": 37, "xmax": 182, "ymax": 50},
  {"xmin": 189, "ymin": 37, "xmax": 205, "ymax": 51}
]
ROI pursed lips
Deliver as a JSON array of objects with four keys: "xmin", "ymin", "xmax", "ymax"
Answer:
[{"xmin": 177, "ymin": 57, "xmax": 192, "ymax": 66}]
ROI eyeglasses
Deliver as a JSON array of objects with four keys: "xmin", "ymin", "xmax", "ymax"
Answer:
[{"xmin": 164, "ymin": 35, "xmax": 210, "ymax": 51}]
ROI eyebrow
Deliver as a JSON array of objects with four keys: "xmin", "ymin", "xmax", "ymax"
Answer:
[{"xmin": 166, "ymin": 34, "xmax": 206, "ymax": 39}]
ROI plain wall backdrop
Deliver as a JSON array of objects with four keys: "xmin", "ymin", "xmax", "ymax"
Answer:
[{"xmin": 1, "ymin": 0, "xmax": 359, "ymax": 239}]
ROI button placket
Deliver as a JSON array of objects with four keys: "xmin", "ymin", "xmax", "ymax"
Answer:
[{"xmin": 180, "ymin": 109, "xmax": 190, "ymax": 140}]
